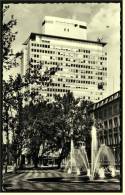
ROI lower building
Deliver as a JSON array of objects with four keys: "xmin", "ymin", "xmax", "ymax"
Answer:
[{"xmin": 89, "ymin": 91, "xmax": 121, "ymax": 167}]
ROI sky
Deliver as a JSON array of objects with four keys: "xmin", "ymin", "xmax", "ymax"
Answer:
[{"xmin": 3, "ymin": 3, "xmax": 120, "ymax": 96}]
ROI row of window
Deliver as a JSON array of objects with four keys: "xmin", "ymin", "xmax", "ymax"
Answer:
[
  {"xmin": 42, "ymin": 40, "xmax": 50, "ymax": 43},
  {"xmin": 66, "ymin": 63, "xmax": 107, "ymax": 70},
  {"xmin": 98, "ymin": 77, "xmax": 103, "ymax": 80},
  {"xmin": 31, "ymin": 48, "xmax": 107, "ymax": 61},
  {"xmin": 30, "ymin": 63, "xmax": 45, "ymax": 69},
  {"xmin": 78, "ymin": 49, "xmax": 90, "ymax": 53},
  {"xmin": 46, "ymin": 93, "xmax": 93, "ymax": 101},
  {"xmin": 48, "ymin": 83, "xmax": 70, "ymax": 88},
  {"xmin": 99, "ymin": 133, "xmax": 120, "ymax": 146},
  {"xmin": 47, "ymin": 91, "xmax": 69, "ymax": 97},
  {"xmin": 52, "ymin": 56, "xmax": 87, "ymax": 65},
  {"xmin": 96, "ymin": 103, "xmax": 120, "ymax": 119},
  {"xmin": 31, "ymin": 48, "xmax": 107, "ymax": 63},
  {"xmin": 31, "ymin": 56, "xmax": 106, "ymax": 68},
  {"xmin": 50, "ymin": 83, "xmax": 60, "ymax": 87},
  {"xmin": 100, "ymin": 57, "xmax": 107, "ymax": 60},
  {"xmin": 31, "ymin": 40, "xmax": 106, "ymax": 55},
  {"xmin": 31, "ymin": 43, "xmax": 50, "ymax": 48},
  {"xmin": 72, "ymin": 69, "xmax": 95, "ymax": 74},
  {"xmin": 66, "ymin": 79, "xmax": 96, "ymax": 84},
  {"xmin": 98, "ymin": 117, "xmax": 119, "ymax": 130},
  {"xmin": 30, "ymin": 66, "xmax": 106, "ymax": 80},
  {"xmin": 85, "ymin": 71, "xmax": 93, "ymax": 74},
  {"xmin": 31, "ymin": 48, "xmax": 54, "ymax": 54},
  {"xmin": 31, "ymin": 58, "xmax": 107, "ymax": 72},
  {"xmin": 47, "ymin": 88, "xmax": 69, "ymax": 92},
  {"xmin": 97, "ymin": 72, "xmax": 103, "ymax": 75}
]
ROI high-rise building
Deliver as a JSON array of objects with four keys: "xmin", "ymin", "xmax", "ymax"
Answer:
[{"xmin": 22, "ymin": 16, "xmax": 108, "ymax": 102}]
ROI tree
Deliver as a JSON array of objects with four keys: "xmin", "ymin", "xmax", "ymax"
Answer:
[
  {"xmin": 52, "ymin": 92, "xmax": 94, "ymax": 168},
  {"xmin": 21, "ymin": 91, "xmax": 94, "ymax": 168},
  {"xmin": 2, "ymin": 6, "xmax": 58, "ymax": 171},
  {"xmin": 3, "ymin": 5, "xmax": 23, "ymax": 172},
  {"xmin": 3, "ymin": 5, "xmax": 22, "ymax": 70}
]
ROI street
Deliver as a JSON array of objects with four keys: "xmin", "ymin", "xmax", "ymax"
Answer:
[{"xmin": 3, "ymin": 169, "xmax": 121, "ymax": 192}]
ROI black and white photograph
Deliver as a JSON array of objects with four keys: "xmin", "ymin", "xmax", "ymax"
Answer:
[{"xmin": 1, "ymin": 0, "xmax": 122, "ymax": 192}]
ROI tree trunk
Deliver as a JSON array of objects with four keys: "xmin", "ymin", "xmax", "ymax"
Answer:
[
  {"xmin": 4, "ymin": 106, "xmax": 9, "ymax": 174},
  {"xmin": 57, "ymin": 157, "xmax": 62, "ymax": 169},
  {"xmin": 32, "ymin": 153, "xmax": 39, "ymax": 168}
]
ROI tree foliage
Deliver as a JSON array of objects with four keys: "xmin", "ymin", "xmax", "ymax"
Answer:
[
  {"xmin": 2, "ymin": 6, "xmax": 58, "ymax": 170},
  {"xmin": 3, "ymin": 5, "xmax": 22, "ymax": 70},
  {"xmin": 21, "ymin": 91, "xmax": 94, "ymax": 168}
]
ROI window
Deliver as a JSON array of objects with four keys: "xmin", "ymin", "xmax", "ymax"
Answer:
[
  {"xmin": 79, "ymin": 25, "xmax": 87, "ymax": 29},
  {"xmin": 103, "ymin": 108, "xmax": 107, "ymax": 118},
  {"xmin": 108, "ymin": 106, "xmax": 112, "ymax": 116},
  {"xmin": 113, "ymin": 103, "xmax": 119, "ymax": 115},
  {"xmin": 114, "ymin": 117, "xmax": 118, "ymax": 127},
  {"xmin": 42, "ymin": 21, "xmax": 45, "ymax": 26},
  {"xmin": 109, "ymin": 119, "xmax": 113, "ymax": 129},
  {"xmin": 58, "ymin": 78, "xmax": 63, "ymax": 82},
  {"xmin": 98, "ymin": 82, "xmax": 104, "ymax": 90}
]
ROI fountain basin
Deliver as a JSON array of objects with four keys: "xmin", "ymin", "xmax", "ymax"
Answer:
[{"xmin": 28, "ymin": 176, "xmax": 119, "ymax": 183}]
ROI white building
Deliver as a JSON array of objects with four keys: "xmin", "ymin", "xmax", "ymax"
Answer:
[
  {"xmin": 41, "ymin": 16, "xmax": 87, "ymax": 40},
  {"xmin": 22, "ymin": 16, "xmax": 108, "ymax": 102}
]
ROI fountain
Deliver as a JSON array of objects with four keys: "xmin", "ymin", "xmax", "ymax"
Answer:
[
  {"xmin": 64, "ymin": 123, "xmax": 117, "ymax": 181},
  {"xmin": 64, "ymin": 139, "xmax": 90, "ymax": 176},
  {"xmin": 90, "ymin": 125, "xmax": 98, "ymax": 180},
  {"xmin": 91, "ymin": 143, "xmax": 116, "ymax": 179}
]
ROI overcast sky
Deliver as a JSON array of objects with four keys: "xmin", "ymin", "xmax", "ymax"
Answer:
[{"xmin": 3, "ymin": 3, "xmax": 120, "ymax": 96}]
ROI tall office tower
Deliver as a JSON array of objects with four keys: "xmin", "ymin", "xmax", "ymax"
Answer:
[{"xmin": 22, "ymin": 16, "xmax": 107, "ymax": 102}]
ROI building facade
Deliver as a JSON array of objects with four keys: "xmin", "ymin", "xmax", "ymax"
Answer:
[
  {"xmin": 89, "ymin": 91, "xmax": 120, "ymax": 166},
  {"xmin": 41, "ymin": 16, "xmax": 87, "ymax": 40},
  {"xmin": 22, "ymin": 16, "xmax": 108, "ymax": 102}
]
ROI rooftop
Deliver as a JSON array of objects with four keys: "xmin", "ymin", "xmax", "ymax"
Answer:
[
  {"xmin": 23, "ymin": 32, "xmax": 107, "ymax": 46},
  {"xmin": 43, "ymin": 16, "xmax": 87, "ymax": 26},
  {"xmin": 89, "ymin": 91, "xmax": 120, "ymax": 111}
]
